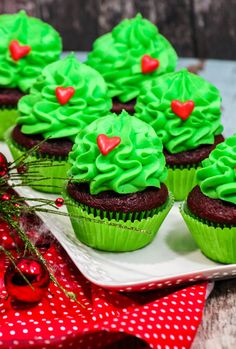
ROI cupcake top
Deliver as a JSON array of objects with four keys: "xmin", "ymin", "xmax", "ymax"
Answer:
[
  {"xmin": 197, "ymin": 134, "xmax": 236, "ymax": 205},
  {"xmin": 86, "ymin": 14, "xmax": 177, "ymax": 103},
  {"xmin": 135, "ymin": 69, "xmax": 223, "ymax": 154},
  {"xmin": 69, "ymin": 110, "xmax": 167, "ymax": 195},
  {"xmin": 0, "ymin": 11, "xmax": 62, "ymax": 92},
  {"xmin": 17, "ymin": 54, "xmax": 112, "ymax": 141}
]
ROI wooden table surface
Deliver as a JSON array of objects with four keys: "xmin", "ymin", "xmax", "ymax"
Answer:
[{"xmin": 74, "ymin": 53, "xmax": 236, "ymax": 349}]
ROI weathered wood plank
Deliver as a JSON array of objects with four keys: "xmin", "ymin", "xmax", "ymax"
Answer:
[
  {"xmin": 0, "ymin": 0, "xmax": 194, "ymax": 55},
  {"xmin": 192, "ymin": 279, "xmax": 236, "ymax": 349},
  {"xmin": 94, "ymin": 0, "xmax": 194, "ymax": 56},
  {"xmin": 133, "ymin": 0, "xmax": 195, "ymax": 57},
  {"xmin": 0, "ymin": 0, "xmax": 100, "ymax": 51},
  {"xmin": 193, "ymin": 0, "xmax": 236, "ymax": 59},
  {"xmin": 38, "ymin": 0, "xmax": 100, "ymax": 51},
  {"xmin": 2, "ymin": 0, "xmax": 236, "ymax": 58}
]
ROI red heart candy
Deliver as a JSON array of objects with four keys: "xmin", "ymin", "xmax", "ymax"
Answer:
[
  {"xmin": 141, "ymin": 54, "xmax": 160, "ymax": 74},
  {"xmin": 55, "ymin": 87, "xmax": 75, "ymax": 105},
  {"xmin": 171, "ymin": 100, "xmax": 195, "ymax": 120},
  {"xmin": 97, "ymin": 134, "xmax": 121, "ymax": 155},
  {"xmin": 9, "ymin": 40, "xmax": 31, "ymax": 61}
]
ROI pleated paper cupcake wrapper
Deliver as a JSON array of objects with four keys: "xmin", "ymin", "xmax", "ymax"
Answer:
[
  {"xmin": 80, "ymin": 202, "xmax": 167, "ymax": 222},
  {"xmin": 65, "ymin": 193, "xmax": 174, "ymax": 252},
  {"xmin": 165, "ymin": 166, "xmax": 199, "ymax": 201},
  {"xmin": 180, "ymin": 203, "xmax": 236, "ymax": 264},
  {"xmin": 0, "ymin": 108, "xmax": 19, "ymax": 140},
  {"xmin": 6, "ymin": 133, "xmax": 70, "ymax": 194}
]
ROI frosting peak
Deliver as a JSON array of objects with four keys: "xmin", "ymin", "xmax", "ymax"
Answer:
[
  {"xmin": 197, "ymin": 134, "xmax": 236, "ymax": 205},
  {"xmin": 135, "ymin": 69, "xmax": 224, "ymax": 154},
  {"xmin": 0, "ymin": 11, "xmax": 62, "ymax": 92},
  {"xmin": 17, "ymin": 54, "xmax": 112, "ymax": 140},
  {"xmin": 86, "ymin": 14, "xmax": 177, "ymax": 102},
  {"xmin": 69, "ymin": 110, "xmax": 167, "ymax": 195}
]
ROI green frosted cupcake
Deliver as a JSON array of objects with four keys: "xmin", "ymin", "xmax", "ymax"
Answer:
[
  {"xmin": 65, "ymin": 110, "xmax": 173, "ymax": 252},
  {"xmin": 181, "ymin": 134, "xmax": 236, "ymax": 264},
  {"xmin": 86, "ymin": 13, "xmax": 177, "ymax": 114},
  {"xmin": 135, "ymin": 69, "xmax": 224, "ymax": 200},
  {"xmin": 0, "ymin": 11, "xmax": 62, "ymax": 139},
  {"xmin": 7, "ymin": 54, "xmax": 112, "ymax": 193}
]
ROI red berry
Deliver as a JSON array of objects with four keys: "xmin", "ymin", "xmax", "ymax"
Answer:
[
  {"xmin": 0, "ymin": 153, "xmax": 8, "ymax": 177},
  {"xmin": 17, "ymin": 164, "xmax": 28, "ymax": 174},
  {"xmin": 1, "ymin": 193, "xmax": 11, "ymax": 201},
  {"xmin": 55, "ymin": 197, "xmax": 64, "ymax": 207}
]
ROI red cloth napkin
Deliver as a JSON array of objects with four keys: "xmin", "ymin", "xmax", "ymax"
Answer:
[{"xmin": 0, "ymin": 242, "xmax": 208, "ymax": 349}]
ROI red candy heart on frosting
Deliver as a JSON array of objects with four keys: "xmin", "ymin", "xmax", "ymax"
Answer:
[
  {"xmin": 9, "ymin": 40, "xmax": 31, "ymax": 61},
  {"xmin": 171, "ymin": 100, "xmax": 195, "ymax": 120},
  {"xmin": 56, "ymin": 87, "xmax": 75, "ymax": 105},
  {"xmin": 141, "ymin": 55, "xmax": 160, "ymax": 74},
  {"xmin": 97, "ymin": 134, "xmax": 121, "ymax": 155}
]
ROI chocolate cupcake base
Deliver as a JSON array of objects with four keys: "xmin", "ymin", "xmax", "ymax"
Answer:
[
  {"xmin": 6, "ymin": 126, "xmax": 72, "ymax": 194},
  {"xmin": 65, "ymin": 186, "xmax": 173, "ymax": 252},
  {"xmin": 67, "ymin": 182, "xmax": 168, "ymax": 215},
  {"xmin": 164, "ymin": 135, "xmax": 224, "ymax": 201},
  {"xmin": 187, "ymin": 186, "xmax": 236, "ymax": 226},
  {"xmin": 0, "ymin": 88, "xmax": 25, "ymax": 140},
  {"xmin": 181, "ymin": 195, "xmax": 236, "ymax": 264},
  {"xmin": 164, "ymin": 135, "xmax": 224, "ymax": 167},
  {"xmin": 12, "ymin": 125, "xmax": 73, "ymax": 158},
  {"xmin": 0, "ymin": 88, "xmax": 24, "ymax": 106},
  {"xmin": 111, "ymin": 97, "xmax": 136, "ymax": 115}
]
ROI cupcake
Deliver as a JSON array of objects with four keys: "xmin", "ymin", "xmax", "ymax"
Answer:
[
  {"xmin": 6, "ymin": 54, "xmax": 112, "ymax": 193},
  {"xmin": 181, "ymin": 134, "xmax": 236, "ymax": 263},
  {"xmin": 86, "ymin": 13, "xmax": 177, "ymax": 115},
  {"xmin": 0, "ymin": 11, "xmax": 62, "ymax": 139},
  {"xmin": 135, "ymin": 69, "xmax": 224, "ymax": 200},
  {"xmin": 65, "ymin": 110, "xmax": 173, "ymax": 252}
]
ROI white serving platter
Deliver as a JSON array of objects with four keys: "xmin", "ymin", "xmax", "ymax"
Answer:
[{"xmin": 2, "ymin": 142, "xmax": 236, "ymax": 292}]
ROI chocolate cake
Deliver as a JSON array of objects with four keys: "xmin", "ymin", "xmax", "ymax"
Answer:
[
  {"xmin": 164, "ymin": 135, "xmax": 224, "ymax": 167},
  {"xmin": 187, "ymin": 186, "xmax": 236, "ymax": 226},
  {"xmin": 67, "ymin": 182, "xmax": 169, "ymax": 213},
  {"xmin": 111, "ymin": 98, "xmax": 136, "ymax": 115},
  {"xmin": 12, "ymin": 125, "xmax": 73, "ymax": 158},
  {"xmin": 0, "ymin": 88, "xmax": 24, "ymax": 106}
]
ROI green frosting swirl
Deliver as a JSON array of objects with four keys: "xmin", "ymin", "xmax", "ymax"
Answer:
[
  {"xmin": 86, "ymin": 14, "xmax": 177, "ymax": 103},
  {"xmin": 17, "ymin": 54, "xmax": 112, "ymax": 140},
  {"xmin": 135, "ymin": 69, "xmax": 223, "ymax": 154},
  {"xmin": 197, "ymin": 134, "xmax": 236, "ymax": 205},
  {"xmin": 69, "ymin": 110, "xmax": 167, "ymax": 195},
  {"xmin": 0, "ymin": 11, "xmax": 62, "ymax": 92}
]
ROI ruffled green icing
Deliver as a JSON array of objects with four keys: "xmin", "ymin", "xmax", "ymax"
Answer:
[
  {"xmin": 135, "ymin": 69, "xmax": 223, "ymax": 154},
  {"xmin": 17, "ymin": 54, "xmax": 112, "ymax": 141},
  {"xmin": 197, "ymin": 134, "xmax": 236, "ymax": 205},
  {"xmin": 86, "ymin": 14, "xmax": 177, "ymax": 103},
  {"xmin": 69, "ymin": 110, "xmax": 167, "ymax": 195},
  {"xmin": 0, "ymin": 11, "xmax": 62, "ymax": 92}
]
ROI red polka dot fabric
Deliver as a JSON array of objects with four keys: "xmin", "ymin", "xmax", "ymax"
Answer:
[{"xmin": 0, "ymin": 243, "xmax": 208, "ymax": 349}]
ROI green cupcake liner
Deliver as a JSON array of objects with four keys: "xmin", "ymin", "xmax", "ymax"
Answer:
[
  {"xmin": 165, "ymin": 166, "xmax": 199, "ymax": 201},
  {"xmin": 6, "ymin": 131, "xmax": 70, "ymax": 194},
  {"xmin": 64, "ymin": 191, "xmax": 174, "ymax": 252},
  {"xmin": 0, "ymin": 108, "xmax": 19, "ymax": 140},
  {"xmin": 180, "ymin": 203, "xmax": 236, "ymax": 264},
  {"xmin": 79, "ymin": 201, "xmax": 167, "ymax": 222}
]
